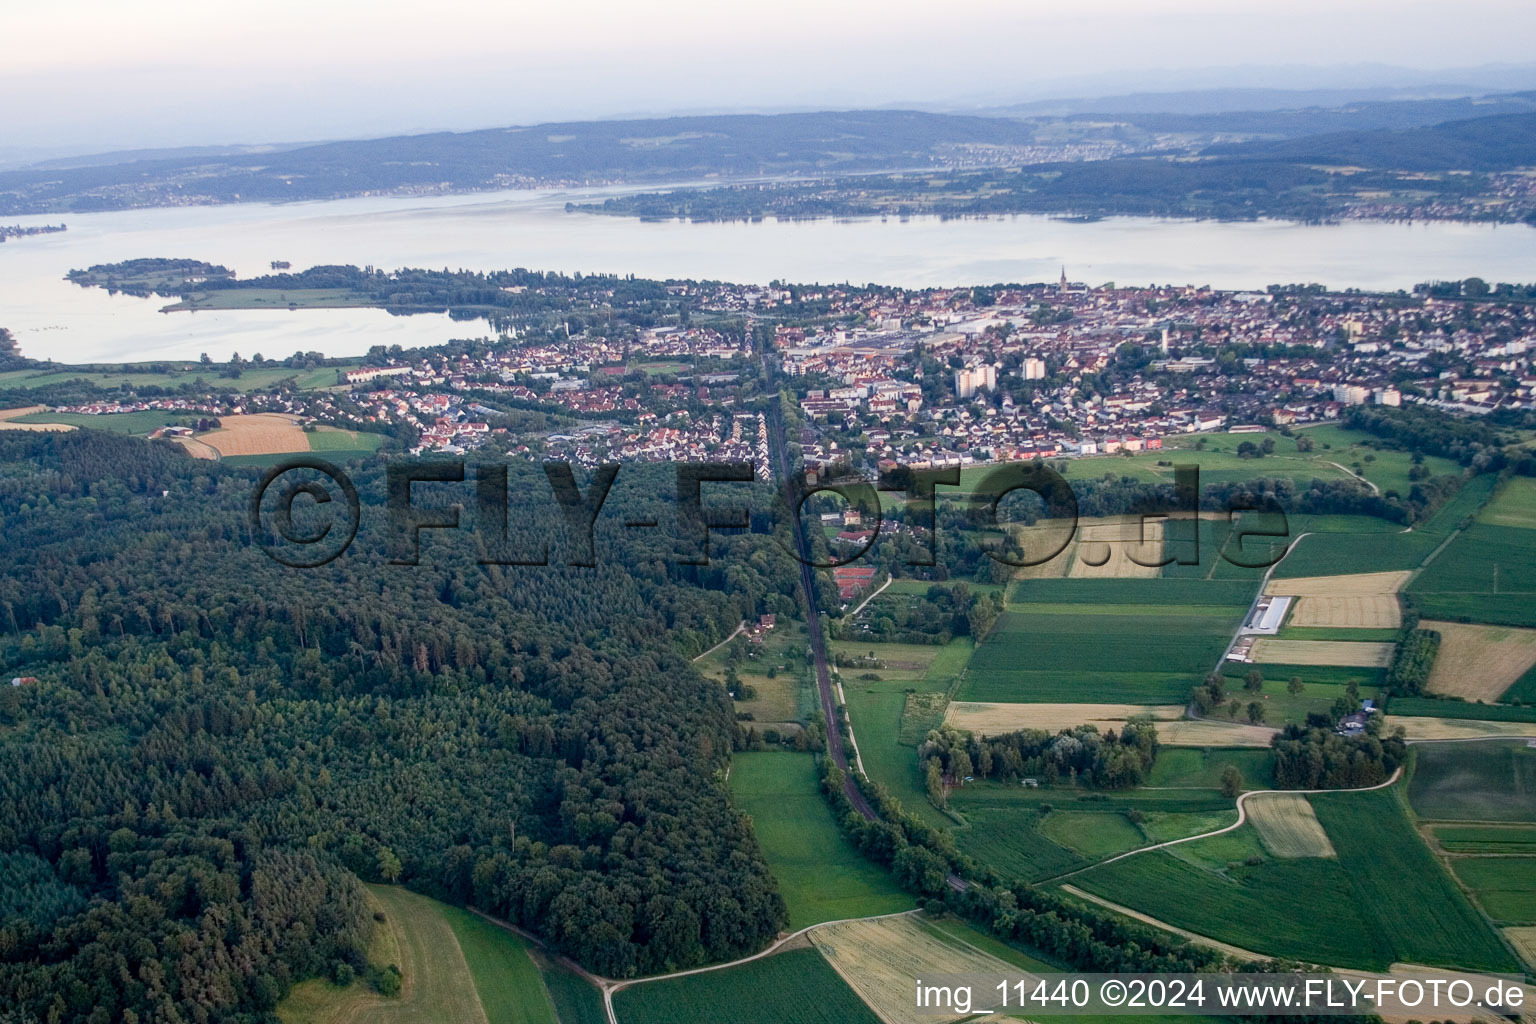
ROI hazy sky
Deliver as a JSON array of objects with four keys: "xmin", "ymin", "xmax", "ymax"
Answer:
[{"xmin": 5, "ymin": 0, "xmax": 1535, "ymax": 160}]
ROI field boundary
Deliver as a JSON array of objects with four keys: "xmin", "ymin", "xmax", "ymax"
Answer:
[{"xmin": 1037, "ymin": 767, "xmax": 1403, "ymax": 885}]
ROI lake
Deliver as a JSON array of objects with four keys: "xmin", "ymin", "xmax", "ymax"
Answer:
[{"xmin": 2, "ymin": 185, "xmax": 1533, "ymax": 363}]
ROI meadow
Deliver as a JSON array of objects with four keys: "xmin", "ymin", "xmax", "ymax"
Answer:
[
  {"xmin": 1451, "ymin": 858, "xmax": 1536, "ymax": 924},
  {"xmin": 950, "ymin": 784, "xmax": 1236, "ymax": 883},
  {"xmin": 1145, "ymin": 748, "xmax": 1275, "ymax": 789},
  {"xmin": 729, "ymin": 752, "xmax": 912, "ymax": 929},
  {"xmin": 1069, "ymin": 845, "xmax": 1389, "ymax": 968},
  {"xmin": 1311, "ymin": 788, "xmax": 1519, "ymax": 972},
  {"xmin": 611, "ymin": 948, "xmax": 880, "ymax": 1024},
  {"xmin": 700, "ymin": 621, "xmax": 810, "ymax": 726},
  {"xmin": 438, "ymin": 907, "xmax": 560, "ymax": 1024},
  {"xmin": 0, "ymin": 361, "xmax": 360, "ymax": 393},
  {"xmin": 1408, "ymin": 740, "xmax": 1536, "ymax": 822}
]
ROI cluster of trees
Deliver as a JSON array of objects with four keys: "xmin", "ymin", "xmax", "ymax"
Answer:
[
  {"xmin": 1270, "ymin": 722, "xmax": 1407, "ymax": 789},
  {"xmin": 1344, "ymin": 404, "xmax": 1515, "ymax": 471},
  {"xmin": 919, "ymin": 721, "xmax": 1159, "ymax": 800},
  {"xmin": 1190, "ymin": 671, "xmax": 1280, "ymax": 725},
  {"xmin": 1386, "ymin": 616, "xmax": 1441, "ymax": 695},
  {"xmin": 830, "ymin": 582, "xmax": 1001, "ymax": 644},
  {"xmin": 0, "ymin": 433, "xmax": 800, "ymax": 1021}
]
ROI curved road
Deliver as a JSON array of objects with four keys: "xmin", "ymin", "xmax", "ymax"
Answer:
[{"xmin": 1039, "ymin": 765, "xmax": 1403, "ymax": 885}]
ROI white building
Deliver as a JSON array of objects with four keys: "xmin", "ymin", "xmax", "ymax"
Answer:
[
  {"xmin": 1021, "ymin": 357, "xmax": 1047, "ymax": 380},
  {"xmin": 1333, "ymin": 384, "xmax": 1371, "ymax": 406},
  {"xmin": 953, "ymin": 364, "xmax": 997, "ymax": 399}
]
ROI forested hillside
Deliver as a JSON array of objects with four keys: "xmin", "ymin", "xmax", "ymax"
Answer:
[{"xmin": 0, "ymin": 432, "xmax": 804, "ymax": 1022}]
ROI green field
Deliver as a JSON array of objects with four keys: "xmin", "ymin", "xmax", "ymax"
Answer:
[
  {"xmin": 1039, "ymin": 810, "xmax": 1147, "ymax": 858},
  {"xmin": 280, "ymin": 885, "xmax": 503, "ymax": 1024},
  {"xmin": 308, "ymin": 428, "xmax": 386, "ymax": 452},
  {"xmin": 9, "ymin": 410, "xmax": 194, "ymax": 434},
  {"xmin": 1409, "ymin": 523, "xmax": 1536, "ymax": 628},
  {"xmin": 1409, "ymin": 741, "xmax": 1536, "ymax": 822},
  {"xmin": 700, "ymin": 620, "xmax": 811, "ymax": 725},
  {"xmin": 1272, "ymin": 529, "xmax": 1436, "ymax": 578},
  {"xmin": 961, "ymin": 580, "xmax": 1251, "ymax": 704},
  {"xmin": 611, "ymin": 947, "xmax": 880, "ymax": 1024},
  {"xmin": 537, "ymin": 960, "xmax": 608, "ymax": 1024},
  {"xmin": 0, "ymin": 361, "xmax": 360, "ymax": 393},
  {"xmin": 840, "ymin": 681, "xmax": 952, "ymax": 829},
  {"xmin": 1451, "ymin": 857, "xmax": 1536, "ymax": 923},
  {"xmin": 1224, "ymin": 663, "xmax": 1386, "ymax": 690},
  {"xmin": 1145, "ymin": 748, "xmax": 1275, "ymax": 789},
  {"xmin": 729, "ymin": 752, "xmax": 911, "ymax": 929},
  {"xmin": 1071, "ymin": 844, "xmax": 1389, "ymax": 968},
  {"xmin": 439, "ymin": 906, "xmax": 560, "ymax": 1024},
  {"xmin": 1204, "ymin": 677, "xmax": 1378, "ymax": 728},
  {"xmin": 1478, "ymin": 476, "xmax": 1536, "ymax": 530},
  {"xmin": 1433, "ymin": 824, "xmax": 1536, "ymax": 854},
  {"xmin": 1311, "ymin": 788, "xmax": 1519, "ymax": 972},
  {"xmin": 950, "ymin": 785, "xmax": 1235, "ymax": 883},
  {"xmin": 1386, "ymin": 698, "xmax": 1536, "ymax": 723}
]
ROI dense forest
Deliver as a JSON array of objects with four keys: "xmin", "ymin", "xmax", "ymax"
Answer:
[
  {"xmin": 919, "ymin": 720, "xmax": 1161, "ymax": 796},
  {"xmin": 0, "ymin": 432, "xmax": 809, "ymax": 1022}
]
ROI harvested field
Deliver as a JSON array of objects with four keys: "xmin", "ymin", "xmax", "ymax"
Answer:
[
  {"xmin": 810, "ymin": 914, "xmax": 1024, "ymax": 1024},
  {"xmin": 1423, "ymin": 621, "xmax": 1536, "ymax": 702},
  {"xmin": 1266, "ymin": 571, "xmax": 1411, "ymax": 598},
  {"xmin": 1157, "ymin": 719, "xmax": 1277, "ymax": 747},
  {"xmin": 0, "ymin": 405, "xmax": 75, "ymax": 431},
  {"xmin": 201, "ymin": 413, "xmax": 315, "ymax": 456},
  {"xmin": 1245, "ymin": 794, "xmax": 1336, "ymax": 858},
  {"xmin": 1250, "ymin": 639, "xmax": 1395, "ymax": 667},
  {"xmin": 1506, "ymin": 927, "xmax": 1536, "ymax": 970},
  {"xmin": 1289, "ymin": 595, "xmax": 1401, "ymax": 630},
  {"xmin": 943, "ymin": 701, "xmax": 1182, "ymax": 736},
  {"xmin": 1068, "ymin": 516, "xmax": 1164, "ymax": 579},
  {"xmin": 1386, "ymin": 716, "xmax": 1536, "ymax": 741},
  {"xmin": 171, "ymin": 436, "xmax": 220, "ymax": 460}
]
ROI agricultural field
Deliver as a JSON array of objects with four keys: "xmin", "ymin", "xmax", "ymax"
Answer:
[
  {"xmin": 279, "ymin": 885, "xmax": 524, "ymax": 1024},
  {"xmin": 810, "ymin": 914, "xmax": 1024, "ymax": 1024},
  {"xmin": 8, "ymin": 409, "xmax": 192, "ymax": 434},
  {"xmin": 612, "ymin": 947, "xmax": 880, "ymax": 1024},
  {"xmin": 198, "ymin": 413, "xmax": 331, "ymax": 456},
  {"xmin": 1069, "ymin": 843, "xmax": 1389, "ymax": 968},
  {"xmin": 0, "ymin": 361, "xmax": 362, "ymax": 393},
  {"xmin": 1387, "ymin": 698, "xmax": 1536, "ymax": 723},
  {"xmin": 959, "ymin": 579, "xmax": 1253, "ymax": 704},
  {"xmin": 1478, "ymin": 476, "xmax": 1536, "ymax": 530},
  {"xmin": 942, "ymin": 702, "xmax": 1182, "ymax": 736},
  {"xmin": 1450, "ymin": 858, "xmax": 1536, "ymax": 924},
  {"xmin": 1244, "ymin": 794, "xmax": 1336, "ymax": 858},
  {"xmin": 1145, "ymin": 748, "xmax": 1275, "ymax": 789},
  {"xmin": 728, "ymin": 752, "xmax": 912, "ymax": 929},
  {"xmin": 1286, "ymin": 595, "xmax": 1401, "ymax": 630},
  {"xmin": 1312, "ymin": 788, "xmax": 1521, "ymax": 971},
  {"xmin": 1409, "ymin": 517, "xmax": 1536, "ymax": 628},
  {"xmin": 1248, "ymin": 638, "xmax": 1395, "ymax": 667},
  {"xmin": 1067, "ymin": 516, "xmax": 1164, "ymax": 579},
  {"xmin": 438, "ymin": 907, "xmax": 560, "ymax": 1024},
  {"xmin": 1386, "ymin": 715, "xmax": 1536, "ymax": 740},
  {"xmin": 0, "ymin": 405, "xmax": 76, "ymax": 431},
  {"xmin": 1038, "ymin": 810, "xmax": 1147, "ymax": 858},
  {"xmin": 1431, "ymin": 824, "xmax": 1536, "ymax": 854},
  {"xmin": 948, "ymin": 784, "xmax": 1236, "ymax": 882},
  {"xmin": 1270, "ymin": 529, "xmax": 1437, "ymax": 579},
  {"xmin": 1409, "ymin": 740, "xmax": 1536, "ymax": 822},
  {"xmin": 1266, "ymin": 571, "xmax": 1412, "ymax": 598},
  {"xmin": 1423, "ymin": 622, "xmax": 1536, "ymax": 702},
  {"xmin": 841, "ymin": 680, "xmax": 953, "ymax": 829},
  {"xmin": 1506, "ymin": 927, "xmax": 1536, "ymax": 970}
]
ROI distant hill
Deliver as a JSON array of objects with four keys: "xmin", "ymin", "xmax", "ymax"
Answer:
[
  {"xmin": 0, "ymin": 110, "xmax": 1042, "ymax": 213},
  {"xmin": 1204, "ymin": 112, "xmax": 1536, "ymax": 170},
  {"xmin": 1088, "ymin": 92, "xmax": 1536, "ymax": 141}
]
